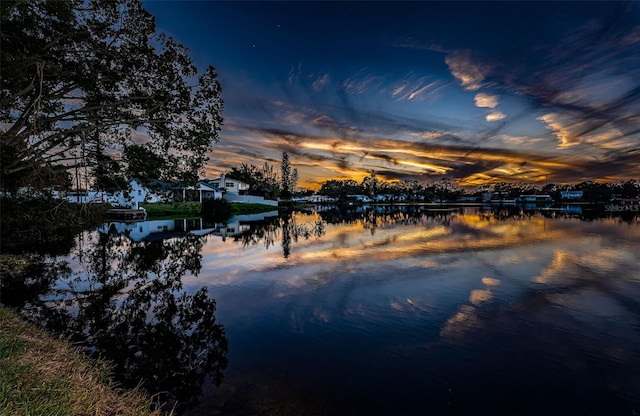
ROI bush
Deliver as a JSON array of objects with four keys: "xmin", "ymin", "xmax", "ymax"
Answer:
[{"xmin": 201, "ymin": 199, "xmax": 231, "ymax": 222}]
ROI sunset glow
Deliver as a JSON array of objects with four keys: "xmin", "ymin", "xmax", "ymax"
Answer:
[{"xmin": 144, "ymin": 1, "xmax": 640, "ymax": 189}]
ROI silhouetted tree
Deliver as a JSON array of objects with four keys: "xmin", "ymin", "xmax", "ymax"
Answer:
[
  {"xmin": 280, "ymin": 151, "xmax": 297, "ymax": 199},
  {"xmin": 1, "ymin": 0, "xmax": 223, "ymax": 191}
]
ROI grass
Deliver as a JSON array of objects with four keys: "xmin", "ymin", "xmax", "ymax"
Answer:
[
  {"xmin": 230, "ymin": 203, "xmax": 278, "ymax": 215},
  {"xmin": 140, "ymin": 202, "xmax": 202, "ymax": 218},
  {"xmin": 0, "ymin": 306, "xmax": 164, "ymax": 416}
]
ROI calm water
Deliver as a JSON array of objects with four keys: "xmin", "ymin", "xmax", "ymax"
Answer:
[{"xmin": 5, "ymin": 206, "xmax": 640, "ymax": 415}]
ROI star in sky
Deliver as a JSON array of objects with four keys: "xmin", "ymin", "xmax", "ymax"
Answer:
[{"xmin": 143, "ymin": 1, "xmax": 640, "ymax": 189}]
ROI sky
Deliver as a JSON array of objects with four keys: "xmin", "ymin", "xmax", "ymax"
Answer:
[{"xmin": 143, "ymin": 1, "xmax": 640, "ymax": 190}]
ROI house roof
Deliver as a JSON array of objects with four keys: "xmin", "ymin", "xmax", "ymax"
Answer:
[
  {"xmin": 129, "ymin": 178, "xmax": 222, "ymax": 192},
  {"xmin": 197, "ymin": 181, "xmax": 222, "ymax": 192},
  {"xmin": 129, "ymin": 178, "xmax": 180, "ymax": 191}
]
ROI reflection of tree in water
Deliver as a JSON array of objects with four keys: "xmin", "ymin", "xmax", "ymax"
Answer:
[
  {"xmin": 233, "ymin": 216, "xmax": 280, "ymax": 250},
  {"xmin": 318, "ymin": 206, "xmax": 455, "ymax": 232},
  {"xmin": 230, "ymin": 213, "xmax": 327, "ymax": 259},
  {"xmin": 0, "ymin": 254, "xmax": 70, "ymax": 308},
  {"xmin": 225, "ymin": 207, "xmax": 636, "ymax": 260},
  {"xmin": 1, "ymin": 229, "xmax": 228, "ymax": 413},
  {"xmin": 280, "ymin": 214, "xmax": 327, "ymax": 258}
]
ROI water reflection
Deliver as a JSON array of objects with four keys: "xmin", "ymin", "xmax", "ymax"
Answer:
[
  {"xmin": 3, "ymin": 206, "xmax": 639, "ymax": 415},
  {"xmin": 2, "ymin": 227, "xmax": 228, "ymax": 412},
  {"xmin": 187, "ymin": 206, "xmax": 639, "ymax": 415}
]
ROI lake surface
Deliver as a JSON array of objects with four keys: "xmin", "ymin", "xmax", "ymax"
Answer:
[{"xmin": 4, "ymin": 205, "xmax": 640, "ymax": 415}]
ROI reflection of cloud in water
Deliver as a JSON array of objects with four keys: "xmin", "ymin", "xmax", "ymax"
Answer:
[
  {"xmin": 440, "ymin": 305, "xmax": 481, "ymax": 342},
  {"xmin": 469, "ymin": 289, "xmax": 493, "ymax": 305},
  {"xmin": 444, "ymin": 275, "xmax": 502, "ymax": 337},
  {"xmin": 189, "ymin": 212, "xmax": 639, "ymax": 301},
  {"xmin": 534, "ymin": 245, "xmax": 640, "ymax": 286},
  {"xmin": 534, "ymin": 250, "xmax": 581, "ymax": 285},
  {"xmin": 482, "ymin": 276, "xmax": 501, "ymax": 286},
  {"xmin": 388, "ymin": 297, "xmax": 432, "ymax": 314},
  {"xmin": 188, "ymin": 210, "xmax": 640, "ymax": 410}
]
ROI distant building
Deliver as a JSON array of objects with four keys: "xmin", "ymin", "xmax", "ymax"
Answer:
[
  {"xmin": 458, "ymin": 195, "xmax": 479, "ymax": 202},
  {"xmin": 375, "ymin": 194, "xmax": 397, "ymax": 202},
  {"xmin": 560, "ymin": 190, "xmax": 584, "ymax": 200},
  {"xmin": 347, "ymin": 194, "xmax": 372, "ymax": 203},
  {"xmin": 298, "ymin": 194, "xmax": 337, "ymax": 203},
  {"xmin": 518, "ymin": 194, "xmax": 552, "ymax": 202}
]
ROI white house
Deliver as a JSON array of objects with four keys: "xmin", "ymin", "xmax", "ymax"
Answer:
[
  {"xmin": 114, "ymin": 178, "xmax": 172, "ymax": 209},
  {"xmin": 210, "ymin": 174, "xmax": 250, "ymax": 195},
  {"xmin": 195, "ymin": 181, "xmax": 223, "ymax": 201},
  {"xmin": 175, "ymin": 181, "xmax": 223, "ymax": 202},
  {"xmin": 208, "ymin": 173, "xmax": 278, "ymax": 206},
  {"xmin": 115, "ymin": 179, "xmax": 222, "ymax": 209}
]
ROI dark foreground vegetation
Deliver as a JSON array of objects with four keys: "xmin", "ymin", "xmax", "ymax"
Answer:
[{"xmin": 0, "ymin": 197, "xmax": 104, "ymax": 255}]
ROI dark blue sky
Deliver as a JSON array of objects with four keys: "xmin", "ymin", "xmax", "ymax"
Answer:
[{"xmin": 144, "ymin": 1, "xmax": 640, "ymax": 189}]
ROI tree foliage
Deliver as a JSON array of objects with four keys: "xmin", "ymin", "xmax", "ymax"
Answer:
[
  {"xmin": 1, "ymin": 0, "xmax": 223, "ymax": 192},
  {"xmin": 226, "ymin": 162, "xmax": 279, "ymax": 196},
  {"xmin": 280, "ymin": 151, "xmax": 297, "ymax": 199}
]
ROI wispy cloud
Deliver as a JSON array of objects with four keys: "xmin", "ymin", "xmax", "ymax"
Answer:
[
  {"xmin": 391, "ymin": 75, "xmax": 439, "ymax": 102},
  {"xmin": 389, "ymin": 36, "xmax": 446, "ymax": 53},
  {"xmin": 445, "ymin": 50, "xmax": 490, "ymax": 91},
  {"xmin": 288, "ymin": 63, "xmax": 303, "ymax": 86},
  {"xmin": 480, "ymin": 9, "xmax": 640, "ymax": 153},
  {"xmin": 311, "ymin": 73, "xmax": 331, "ymax": 92},
  {"xmin": 341, "ymin": 70, "xmax": 385, "ymax": 95}
]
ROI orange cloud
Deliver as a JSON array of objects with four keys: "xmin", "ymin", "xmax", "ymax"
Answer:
[
  {"xmin": 474, "ymin": 93, "xmax": 499, "ymax": 108},
  {"xmin": 486, "ymin": 110, "xmax": 507, "ymax": 122}
]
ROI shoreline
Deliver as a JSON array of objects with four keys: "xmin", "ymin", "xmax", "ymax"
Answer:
[{"xmin": 0, "ymin": 305, "xmax": 164, "ymax": 416}]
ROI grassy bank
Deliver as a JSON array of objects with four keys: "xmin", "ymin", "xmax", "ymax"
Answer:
[
  {"xmin": 230, "ymin": 203, "xmax": 278, "ymax": 215},
  {"xmin": 140, "ymin": 202, "xmax": 202, "ymax": 218},
  {"xmin": 0, "ymin": 306, "xmax": 163, "ymax": 416}
]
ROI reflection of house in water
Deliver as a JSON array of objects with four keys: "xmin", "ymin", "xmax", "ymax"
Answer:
[
  {"xmin": 98, "ymin": 211, "xmax": 280, "ymax": 242},
  {"xmin": 520, "ymin": 202, "xmax": 552, "ymax": 211},
  {"xmin": 99, "ymin": 219, "xmax": 219, "ymax": 242},
  {"xmin": 212, "ymin": 211, "xmax": 279, "ymax": 241},
  {"xmin": 561, "ymin": 205, "xmax": 583, "ymax": 215}
]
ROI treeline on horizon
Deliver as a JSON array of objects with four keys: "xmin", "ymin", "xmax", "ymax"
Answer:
[
  {"xmin": 311, "ymin": 177, "xmax": 640, "ymax": 203},
  {"xmin": 223, "ymin": 161, "xmax": 639, "ymax": 202}
]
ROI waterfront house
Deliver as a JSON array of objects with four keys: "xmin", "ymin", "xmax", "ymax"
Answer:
[
  {"xmin": 209, "ymin": 174, "xmax": 250, "ymax": 195},
  {"xmin": 179, "ymin": 181, "xmax": 223, "ymax": 202},
  {"xmin": 113, "ymin": 178, "xmax": 173, "ymax": 209},
  {"xmin": 114, "ymin": 179, "xmax": 223, "ymax": 209},
  {"xmin": 209, "ymin": 174, "xmax": 278, "ymax": 207}
]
